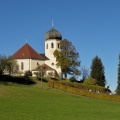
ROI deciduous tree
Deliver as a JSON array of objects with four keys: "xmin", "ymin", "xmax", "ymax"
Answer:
[
  {"xmin": 80, "ymin": 66, "xmax": 89, "ymax": 83},
  {"xmin": 6, "ymin": 56, "xmax": 19, "ymax": 75},
  {"xmin": 0, "ymin": 54, "xmax": 7, "ymax": 76},
  {"xmin": 54, "ymin": 39, "xmax": 80, "ymax": 78},
  {"xmin": 0, "ymin": 55, "xmax": 19, "ymax": 76}
]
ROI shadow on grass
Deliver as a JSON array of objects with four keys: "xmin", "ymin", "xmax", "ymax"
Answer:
[{"xmin": 0, "ymin": 75, "xmax": 36, "ymax": 85}]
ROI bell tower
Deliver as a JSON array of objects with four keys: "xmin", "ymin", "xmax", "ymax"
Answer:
[{"xmin": 44, "ymin": 23, "xmax": 62, "ymax": 77}]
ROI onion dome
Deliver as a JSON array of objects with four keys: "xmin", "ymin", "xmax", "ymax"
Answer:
[{"xmin": 45, "ymin": 27, "xmax": 62, "ymax": 40}]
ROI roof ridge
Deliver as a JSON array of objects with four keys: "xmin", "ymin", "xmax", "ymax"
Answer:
[{"xmin": 26, "ymin": 43, "xmax": 31, "ymax": 57}]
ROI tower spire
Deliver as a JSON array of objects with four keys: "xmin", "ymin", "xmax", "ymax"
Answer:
[
  {"xmin": 52, "ymin": 20, "xmax": 54, "ymax": 28},
  {"xmin": 26, "ymin": 38, "xmax": 28, "ymax": 43}
]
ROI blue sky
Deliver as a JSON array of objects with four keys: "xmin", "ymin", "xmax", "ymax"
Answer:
[{"xmin": 0, "ymin": 0, "xmax": 120, "ymax": 92}]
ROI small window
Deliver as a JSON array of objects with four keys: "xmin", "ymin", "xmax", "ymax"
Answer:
[
  {"xmin": 46, "ymin": 43, "xmax": 48, "ymax": 49},
  {"xmin": 21, "ymin": 62, "xmax": 24, "ymax": 70},
  {"xmin": 51, "ymin": 42, "xmax": 54, "ymax": 48},
  {"xmin": 58, "ymin": 43, "xmax": 60, "ymax": 49}
]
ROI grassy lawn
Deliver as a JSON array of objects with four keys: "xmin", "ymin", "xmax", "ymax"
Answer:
[{"xmin": 0, "ymin": 81, "xmax": 120, "ymax": 120}]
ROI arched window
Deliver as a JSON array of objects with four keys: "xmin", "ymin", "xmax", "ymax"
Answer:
[
  {"xmin": 58, "ymin": 43, "xmax": 60, "ymax": 49},
  {"xmin": 46, "ymin": 43, "xmax": 48, "ymax": 49},
  {"xmin": 21, "ymin": 62, "xmax": 24, "ymax": 70},
  {"xmin": 51, "ymin": 42, "xmax": 54, "ymax": 48}
]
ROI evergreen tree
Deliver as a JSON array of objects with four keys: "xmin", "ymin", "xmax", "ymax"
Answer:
[
  {"xmin": 90, "ymin": 56, "xmax": 106, "ymax": 86},
  {"xmin": 116, "ymin": 54, "xmax": 120, "ymax": 94}
]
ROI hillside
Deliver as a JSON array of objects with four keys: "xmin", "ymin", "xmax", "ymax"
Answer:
[{"xmin": 0, "ymin": 81, "xmax": 120, "ymax": 120}]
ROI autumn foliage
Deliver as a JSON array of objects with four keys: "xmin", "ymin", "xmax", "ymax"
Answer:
[{"xmin": 48, "ymin": 80, "xmax": 120, "ymax": 102}]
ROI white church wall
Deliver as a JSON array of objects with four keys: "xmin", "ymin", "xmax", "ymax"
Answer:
[
  {"xmin": 45, "ymin": 39, "xmax": 61, "ymax": 77},
  {"xmin": 31, "ymin": 59, "xmax": 45, "ymax": 70},
  {"xmin": 16, "ymin": 59, "xmax": 45, "ymax": 74},
  {"xmin": 16, "ymin": 59, "xmax": 31, "ymax": 73}
]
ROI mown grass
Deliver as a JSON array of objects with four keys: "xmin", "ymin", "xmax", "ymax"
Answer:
[{"xmin": 0, "ymin": 80, "xmax": 120, "ymax": 120}]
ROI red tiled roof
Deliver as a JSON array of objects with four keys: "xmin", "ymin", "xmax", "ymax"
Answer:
[
  {"xmin": 32, "ymin": 64, "xmax": 54, "ymax": 71},
  {"xmin": 12, "ymin": 43, "xmax": 44, "ymax": 60}
]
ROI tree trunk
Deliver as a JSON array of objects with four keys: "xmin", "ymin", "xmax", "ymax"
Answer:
[{"xmin": 65, "ymin": 73, "xmax": 67, "ymax": 78}]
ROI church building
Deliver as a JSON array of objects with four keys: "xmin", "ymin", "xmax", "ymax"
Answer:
[{"xmin": 12, "ymin": 26, "xmax": 62, "ymax": 77}]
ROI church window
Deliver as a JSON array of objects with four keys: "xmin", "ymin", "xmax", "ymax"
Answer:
[
  {"xmin": 46, "ymin": 43, "xmax": 48, "ymax": 49},
  {"xmin": 21, "ymin": 62, "xmax": 24, "ymax": 70},
  {"xmin": 51, "ymin": 42, "xmax": 54, "ymax": 48},
  {"xmin": 58, "ymin": 43, "xmax": 60, "ymax": 49}
]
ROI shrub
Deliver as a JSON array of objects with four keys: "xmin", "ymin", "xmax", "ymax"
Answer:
[
  {"xmin": 69, "ymin": 76, "xmax": 77, "ymax": 82},
  {"xmin": 0, "ymin": 75, "xmax": 35, "ymax": 85},
  {"xmin": 48, "ymin": 72, "xmax": 55, "ymax": 77},
  {"xmin": 34, "ymin": 71, "xmax": 45, "ymax": 80},
  {"xmin": 83, "ymin": 77, "xmax": 97, "ymax": 85},
  {"xmin": 24, "ymin": 70, "xmax": 32, "ymax": 77}
]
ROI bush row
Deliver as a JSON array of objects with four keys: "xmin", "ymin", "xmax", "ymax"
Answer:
[
  {"xmin": 49, "ymin": 80, "xmax": 110, "ymax": 93},
  {"xmin": 0, "ymin": 75, "xmax": 36, "ymax": 85},
  {"xmin": 48, "ymin": 80, "xmax": 120, "ymax": 102}
]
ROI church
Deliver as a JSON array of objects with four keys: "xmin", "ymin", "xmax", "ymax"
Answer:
[{"xmin": 12, "ymin": 26, "xmax": 62, "ymax": 77}]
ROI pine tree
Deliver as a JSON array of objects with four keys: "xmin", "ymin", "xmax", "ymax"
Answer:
[
  {"xmin": 90, "ymin": 56, "xmax": 106, "ymax": 86},
  {"xmin": 116, "ymin": 55, "xmax": 120, "ymax": 94}
]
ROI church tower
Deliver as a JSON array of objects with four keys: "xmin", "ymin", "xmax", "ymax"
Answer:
[{"xmin": 45, "ymin": 24, "xmax": 62, "ymax": 77}]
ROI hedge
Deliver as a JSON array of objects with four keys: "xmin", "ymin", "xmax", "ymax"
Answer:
[
  {"xmin": 48, "ymin": 80, "xmax": 120, "ymax": 102},
  {"xmin": 51, "ymin": 80, "xmax": 110, "ymax": 93}
]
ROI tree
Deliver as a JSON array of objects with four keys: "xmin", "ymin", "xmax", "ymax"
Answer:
[
  {"xmin": 80, "ymin": 66, "xmax": 89, "ymax": 83},
  {"xmin": 69, "ymin": 76, "xmax": 77, "ymax": 82},
  {"xmin": 83, "ymin": 76, "xmax": 97, "ymax": 85},
  {"xmin": 0, "ymin": 55, "xmax": 19, "ymax": 76},
  {"xmin": 53, "ymin": 39, "xmax": 80, "ymax": 78},
  {"xmin": 0, "ymin": 54, "xmax": 7, "ymax": 76},
  {"xmin": 24, "ymin": 70, "xmax": 32, "ymax": 77},
  {"xmin": 116, "ymin": 54, "xmax": 120, "ymax": 94},
  {"xmin": 90, "ymin": 56, "xmax": 106, "ymax": 86},
  {"xmin": 6, "ymin": 56, "xmax": 19, "ymax": 75},
  {"xmin": 34, "ymin": 64, "xmax": 45, "ymax": 80}
]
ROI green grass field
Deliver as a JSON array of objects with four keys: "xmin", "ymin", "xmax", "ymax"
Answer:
[{"xmin": 0, "ymin": 81, "xmax": 120, "ymax": 120}]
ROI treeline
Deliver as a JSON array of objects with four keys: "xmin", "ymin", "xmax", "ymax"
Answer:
[
  {"xmin": 53, "ymin": 40, "xmax": 107, "ymax": 90},
  {"xmin": 53, "ymin": 39, "xmax": 120, "ymax": 95}
]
